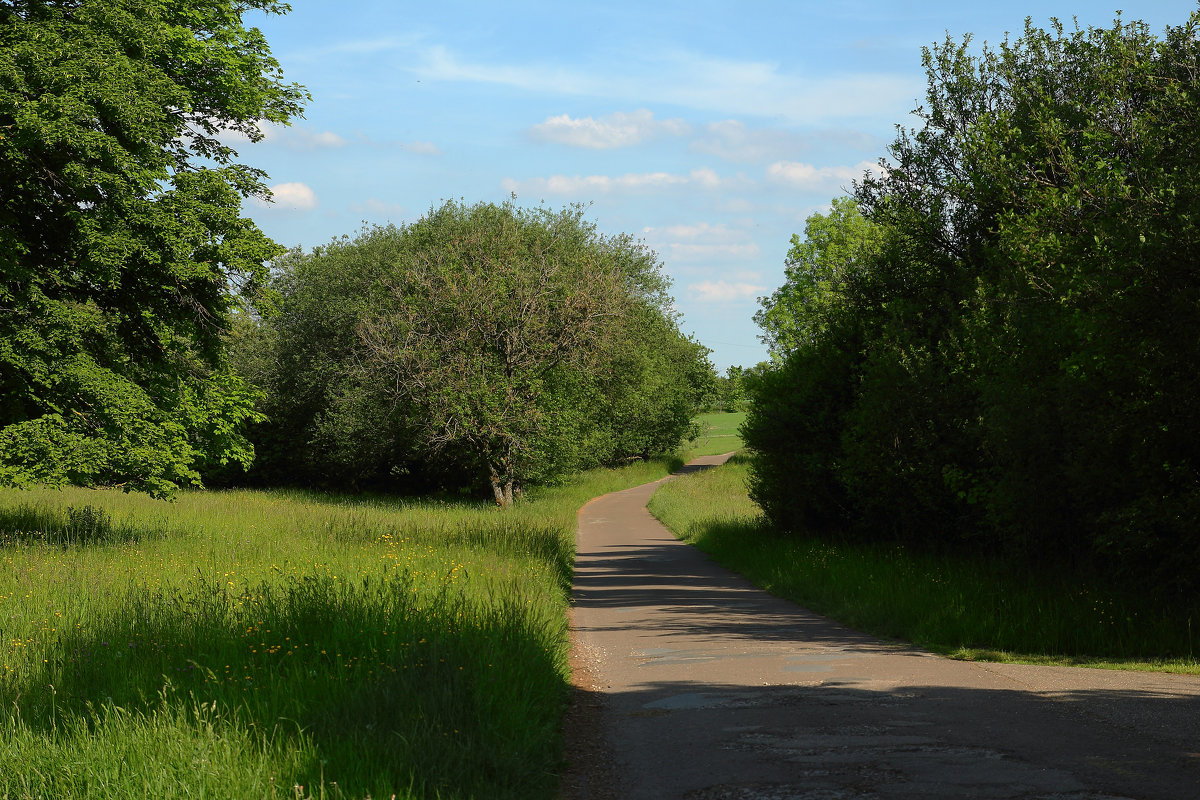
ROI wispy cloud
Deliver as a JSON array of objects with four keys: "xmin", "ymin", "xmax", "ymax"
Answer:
[
  {"xmin": 348, "ymin": 198, "xmax": 409, "ymax": 218},
  {"xmin": 646, "ymin": 222, "xmax": 739, "ymax": 240},
  {"xmin": 671, "ymin": 242, "xmax": 762, "ymax": 262},
  {"xmin": 282, "ymin": 35, "xmax": 419, "ymax": 62},
  {"xmin": 688, "ymin": 279, "xmax": 768, "ymax": 303},
  {"xmin": 415, "ymin": 45, "xmax": 920, "ymax": 124},
  {"xmin": 502, "ymin": 167, "xmax": 730, "ymax": 197},
  {"xmin": 398, "ymin": 140, "xmax": 442, "ymax": 155},
  {"xmin": 419, "ymin": 44, "xmax": 585, "ymax": 94},
  {"xmin": 765, "ymin": 159, "xmax": 881, "ymax": 191},
  {"xmin": 265, "ymin": 125, "xmax": 347, "ymax": 150},
  {"xmin": 691, "ymin": 120, "xmax": 812, "ymax": 162},
  {"xmin": 642, "ymin": 222, "xmax": 762, "ymax": 264},
  {"xmin": 528, "ymin": 109, "xmax": 689, "ymax": 149},
  {"xmin": 247, "ymin": 125, "xmax": 441, "ymax": 155},
  {"xmin": 220, "ymin": 122, "xmax": 348, "ymax": 151}
]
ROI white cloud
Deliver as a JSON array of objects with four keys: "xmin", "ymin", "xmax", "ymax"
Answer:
[
  {"xmin": 272, "ymin": 128, "xmax": 347, "ymax": 149},
  {"xmin": 420, "ymin": 44, "xmax": 584, "ymax": 95},
  {"xmin": 285, "ymin": 34, "xmax": 422, "ymax": 62},
  {"xmin": 765, "ymin": 159, "xmax": 881, "ymax": 191},
  {"xmin": 258, "ymin": 182, "xmax": 318, "ymax": 211},
  {"xmin": 349, "ymin": 198, "xmax": 409, "ymax": 218},
  {"xmin": 641, "ymin": 221, "xmax": 762, "ymax": 264},
  {"xmin": 645, "ymin": 222, "xmax": 736, "ymax": 240},
  {"xmin": 692, "ymin": 121, "xmax": 885, "ymax": 163},
  {"xmin": 689, "ymin": 166, "xmax": 722, "ymax": 189},
  {"xmin": 528, "ymin": 109, "xmax": 689, "ymax": 149},
  {"xmin": 670, "ymin": 242, "xmax": 762, "ymax": 262},
  {"xmin": 219, "ymin": 122, "xmax": 347, "ymax": 151},
  {"xmin": 692, "ymin": 120, "xmax": 810, "ymax": 162},
  {"xmin": 399, "ymin": 140, "xmax": 442, "ymax": 155},
  {"xmin": 416, "ymin": 45, "xmax": 921, "ymax": 125},
  {"xmin": 688, "ymin": 280, "xmax": 768, "ymax": 303},
  {"xmin": 503, "ymin": 167, "xmax": 728, "ymax": 197}
]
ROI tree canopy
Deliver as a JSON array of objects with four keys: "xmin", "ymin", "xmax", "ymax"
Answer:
[
  {"xmin": 754, "ymin": 197, "xmax": 882, "ymax": 360},
  {"xmin": 234, "ymin": 201, "xmax": 711, "ymax": 503},
  {"xmin": 0, "ymin": 0, "xmax": 306, "ymax": 496},
  {"xmin": 744, "ymin": 10, "xmax": 1200, "ymax": 593}
]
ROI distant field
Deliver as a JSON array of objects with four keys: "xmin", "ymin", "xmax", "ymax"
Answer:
[
  {"xmin": 0, "ymin": 459, "xmax": 676, "ymax": 800},
  {"xmin": 684, "ymin": 411, "xmax": 746, "ymax": 458}
]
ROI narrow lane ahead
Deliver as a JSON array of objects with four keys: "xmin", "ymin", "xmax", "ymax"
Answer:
[{"xmin": 563, "ymin": 454, "xmax": 1200, "ymax": 800}]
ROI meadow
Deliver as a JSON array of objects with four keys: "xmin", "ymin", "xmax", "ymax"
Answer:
[
  {"xmin": 649, "ymin": 456, "xmax": 1200, "ymax": 673},
  {"xmin": 0, "ymin": 458, "xmax": 676, "ymax": 799},
  {"xmin": 682, "ymin": 411, "xmax": 746, "ymax": 458}
]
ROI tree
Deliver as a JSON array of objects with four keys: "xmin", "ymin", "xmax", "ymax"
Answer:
[
  {"xmin": 749, "ymin": 9, "xmax": 1200, "ymax": 592},
  {"xmin": 220, "ymin": 231, "xmax": 430, "ymax": 492},
  {"xmin": 856, "ymin": 12, "xmax": 1200, "ymax": 577},
  {"xmin": 754, "ymin": 197, "xmax": 883, "ymax": 360},
  {"xmin": 744, "ymin": 200, "xmax": 889, "ymax": 536},
  {"xmin": 356, "ymin": 201, "xmax": 678, "ymax": 505},
  {"xmin": 0, "ymin": 0, "xmax": 306, "ymax": 495},
  {"xmin": 241, "ymin": 201, "xmax": 709, "ymax": 503}
]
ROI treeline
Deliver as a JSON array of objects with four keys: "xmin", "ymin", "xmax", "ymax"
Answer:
[
  {"xmin": 745, "ymin": 14, "xmax": 1200, "ymax": 593},
  {"xmin": 699, "ymin": 364, "xmax": 767, "ymax": 413},
  {"xmin": 220, "ymin": 200, "xmax": 712, "ymax": 503}
]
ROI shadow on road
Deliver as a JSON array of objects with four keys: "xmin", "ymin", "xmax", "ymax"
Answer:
[
  {"xmin": 560, "ymin": 674, "xmax": 1200, "ymax": 800},
  {"xmin": 564, "ymin": 452, "xmax": 1200, "ymax": 800}
]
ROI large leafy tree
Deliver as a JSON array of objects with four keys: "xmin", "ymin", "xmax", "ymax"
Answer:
[
  {"xmin": 744, "ymin": 200, "xmax": 884, "ymax": 535},
  {"xmin": 855, "ymin": 12, "xmax": 1200, "ymax": 573},
  {"xmin": 355, "ymin": 201, "xmax": 702, "ymax": 505},
  {"xmin": 753, "ymin": 197, "xmax": 882, "ymax": 360},
  {"xmin": 749, "ymin": 10, "xmax": 1200, "ymax": 591},
  {"xmin": 0, "ymin": 0, "xmax": 306, "ymax": 495},
  {"xmin": 238, "ymin": 202, "xmax": 709, "ymax": 503}
]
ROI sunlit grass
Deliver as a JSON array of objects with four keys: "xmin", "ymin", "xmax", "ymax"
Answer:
[
  {"xmin": 681, "ymin": 411, "xmax": 745, "ymax": 458},
  {"xmin": 0, "ymin": 457, "xmax": 675, "ymax": 800},
  {"xmin": 648, "ymin": 457, "xmax": 1200, "ymax": 674}
]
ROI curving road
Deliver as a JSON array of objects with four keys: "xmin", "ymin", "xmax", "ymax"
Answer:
[{"xmin": 560, "ymin": 453, "xmax": 1200, "ymax": 800}]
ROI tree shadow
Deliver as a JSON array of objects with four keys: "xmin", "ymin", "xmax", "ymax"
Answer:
[
  {"xmin": 8, "ymin": 571, "xmax": 566, "ymax": 799},
  {"xmin": 565, "ymin": 457, "xmax": 1200, "ymax": 798},
  {"xmin": 559, "ymin": 674, "xmax": 1200, "ymax": 800},
  {"xmin": 0, "ymin": 502, "xmax": 165, "ymax": 547}
]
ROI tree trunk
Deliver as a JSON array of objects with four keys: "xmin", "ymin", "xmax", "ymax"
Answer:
[{"xmin": 489, "ymin": 464, "xmax": 514, "ymax": 507}]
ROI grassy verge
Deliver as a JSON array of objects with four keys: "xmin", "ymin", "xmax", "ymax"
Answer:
[
  {"xmin": 648, "ymin": 457, "xmax": 1200, "ymax": 674},
  {"xmin": 0, "ymin": 458, "xmax": 674, "ymax": 800},
  {"xmin": 680, "ymin": 411, "xmax": 745, "ymax": 459}
]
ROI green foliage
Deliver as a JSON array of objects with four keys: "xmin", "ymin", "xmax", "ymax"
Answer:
[
  {"xmin": 650, "ymin": 459, "xmax": 1200, "ymax": 670},
  {"xmin": 747, "ymin": 10, "xmax": 1200, "ymax": 594},
  {"xmin": 236, "ymin": 202, "xmax": 710, "ymax": 501},
  {"xmin": 754, "ymin": 198, "xmax": 883, "ymax": 359},
  {"xmin": 0, "ymin": 0, "xmax": 306, "ymax": 496},
  {"xmin": 701, "ymin": 364, "xmax": 766, "ymax": 412},
  {"xmin": 0, "ymin": 457, "xmax": 678, "ymax": 799}
]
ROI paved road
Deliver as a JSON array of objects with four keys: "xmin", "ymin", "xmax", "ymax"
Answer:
[{"xmin": 561, "ymin": 454, "xmax": 1200, "ymax": 800}]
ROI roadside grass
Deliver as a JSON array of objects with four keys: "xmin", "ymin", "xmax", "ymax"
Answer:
[
  {"xmin": 0, "ymin": 458, "xmax": 675, "ymax": 800},
  {"xmin": 648, "ymin": 457, "xmax": 1200, "ymax": 674},
  {"xmin": 681, "ymin": 411, "xmax": 745, "ymax": 459}
]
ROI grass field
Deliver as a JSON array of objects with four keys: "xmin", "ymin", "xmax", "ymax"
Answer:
[
  {"xmin": 681, "ymin": 411, "xmax": 745, "ymax": 458},
  {"xmin": 0, "ymin": 458, "xmax": 676, "ymax": 800},
  {"xmin": 648, "ymin": 457, "xmax": 1200, "ymax": 674}
]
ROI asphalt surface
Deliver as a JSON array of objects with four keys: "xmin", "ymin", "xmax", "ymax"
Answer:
[{"xmin": 561, "ymin": 453, "xmax": 1200, "ymax": 800}]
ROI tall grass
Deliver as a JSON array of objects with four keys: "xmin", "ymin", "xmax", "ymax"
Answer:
[
  {"xmin": 0, "ymin": 458, "xmax": 675, "ymax": 800},
  {"xmin": 648, "ymin": 457, "xmax": 1200, "ymax": 673}
]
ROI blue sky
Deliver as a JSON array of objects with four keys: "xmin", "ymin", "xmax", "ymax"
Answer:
[{"xmin": 235, "ymin": 0, "xmax": 1198, "ymax": 370}]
